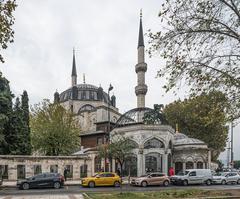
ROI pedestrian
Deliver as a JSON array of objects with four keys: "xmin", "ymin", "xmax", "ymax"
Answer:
[
  {"xmin": 169, "ymin": 167, "xmax": 175, "ymax": 176},
  {"xmin": 64, "ymin": 167, "xmax": 68, "ymax": 181}
]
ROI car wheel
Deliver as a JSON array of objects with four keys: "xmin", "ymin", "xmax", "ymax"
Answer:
[
  {"xmin": 54, "ymin": 182, "xmax": 61, "ymax": 189},
  {"xmin": 88, "ymin": 181, "xmax": 95, "ymax": 188},
  {"xmin": 163, "ymin": 180, "xmax": 169, "ymax": 187},
  {"xmin": 22, "ymin": 182, "xmax": 30, "ymax": 190},
  {"xmin": 206, "ymin": 179, "xmax": 211, "ymax": 186},
  {"xmin": 237, "ymin": 179, "xmax": 240, "ymax": 184},
  {"xmin": 141, "ymin": 181, "xmax": 148, "ymax": 187},
  {"xmin": 221, "ymin": 180, "xmax": 226, "ymax": 185},
  {"xmin": 114, "ymin": 181, "xmax": 120, "ymax": 187},
  {"xmin": 183, "ymin": 180, "xmax": 188, "ymax": 186}
]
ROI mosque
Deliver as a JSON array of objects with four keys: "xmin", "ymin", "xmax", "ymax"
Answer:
[
  {"xmin": 0, "ymin": 13, "xmax": 213, "ymax": 181},
  {"xmin": 53, "ymin": 13, "xmax": 212, "ymax": 176}
]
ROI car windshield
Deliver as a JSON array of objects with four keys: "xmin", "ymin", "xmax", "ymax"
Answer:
[
  {"xmin": 214, "ymin": 173, "xmax": 225, "ymax": 176},
  {"xmin": 177, "ymin": 171, "xmax": 189, "ymax": 176},
  {"xmin": 140, "ymin": 175, "xmax": 148, "ymax": 177}
]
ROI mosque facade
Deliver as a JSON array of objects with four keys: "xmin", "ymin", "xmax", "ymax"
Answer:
[
  {"xmin": 0, "ymin": 13, "xmax": 212, "ymax": 181},
  {"xmin": 54, "ymin": 13, "xmax": 211, "ymax": 176}
]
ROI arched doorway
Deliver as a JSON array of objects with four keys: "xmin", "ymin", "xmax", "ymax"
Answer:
[
  {"xmin": 121, "ymin": 155, "xmax": 138, "ymax": 177},
  {"xmin": 197, "ymin": 161, "xmax": 203, "ymax": 169},
  {"xmin": 175, "ymin": 162, "xmax": 183, "ymax": 174},
  {"xmin": 94, "ymin": 156, "xmax": 101, "ymax": 172},
  {"xmin": 145, "ymin": 153, "xmax": 162, "ymax": 173}
]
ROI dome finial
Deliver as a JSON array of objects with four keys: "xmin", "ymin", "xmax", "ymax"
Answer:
[
  {"xmin": 140, "ymin": 8, "xmax": 142, "ymax": 19},
  {"xmin": 83, "ymin": 73, "xmax": 86, "ymax": 84}
]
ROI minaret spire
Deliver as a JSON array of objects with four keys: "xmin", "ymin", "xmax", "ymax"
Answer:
[
  {"xmin": 138, "ymin": 9, "xmax": 144, "ymax": 48},
  {"xmin": 135, "ymin": 10, "xmax": 148, "ymax": 108},
  {"xmin": 71, "ymin": 48, "xmax": 77, "ymax": 87}
]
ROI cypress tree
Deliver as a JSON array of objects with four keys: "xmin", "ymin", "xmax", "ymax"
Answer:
[
  {"xmin": 0, "ymin": 72, "xmax": 13, "ymax": 154},
  {"xmin": 21, "ymin": 90, "xmax": 31, "ymax": 154},
  {"xmin": 6, "ymin": 97, "xmax": 25, "ymax": 154}
]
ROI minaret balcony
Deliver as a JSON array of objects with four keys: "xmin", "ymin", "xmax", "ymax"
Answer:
[
  {"xmin": 135, "ymin": 84, "xmax": 148, "ymax": 95},
  {"xmin": 135, "ymin": 63, "xmax": 147, "ymax": 73}
]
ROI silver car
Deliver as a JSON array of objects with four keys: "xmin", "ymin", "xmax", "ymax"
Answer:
[{"xmin": 213, "ymin": 172, "xmax": 240, "ymax": 185}]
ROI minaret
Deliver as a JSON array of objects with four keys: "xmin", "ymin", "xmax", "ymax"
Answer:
[
  {"xmin": 71, "ymin": 49, "xmax": 77, "ymax": 87},
  {"xmin": 135, "ymin": 10, "xmax": 148, "ymax": 108}
]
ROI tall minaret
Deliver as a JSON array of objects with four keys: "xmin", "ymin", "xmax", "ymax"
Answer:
[
  {"xmin": 71, "ymin": 49, "xmax": 77, "ymax": 87},
  {"xmin": 135, "ymin": 10, "xmax": 148, "ymax": 108}
]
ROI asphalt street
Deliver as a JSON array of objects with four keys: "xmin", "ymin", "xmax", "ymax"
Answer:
[{"xmin": 0, "ymin": 184, "xmax": 240, "ymax": 196}]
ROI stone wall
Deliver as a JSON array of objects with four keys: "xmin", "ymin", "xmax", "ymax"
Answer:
[{"xmin": 0, "ymin": 155, "xmax": 92, "ymax": 181}]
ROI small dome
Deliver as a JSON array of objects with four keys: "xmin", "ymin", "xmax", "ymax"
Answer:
[
  {"xmin": 115, "ymin": 107, "xmax": 168, "ymax": 127},
  {"xmin": 59, "ymin": 84, "xmax": 110, "ymax": 103},
  {"xmin": 173, "ymin": 133, "xmax": 205, "ymax": 146}
]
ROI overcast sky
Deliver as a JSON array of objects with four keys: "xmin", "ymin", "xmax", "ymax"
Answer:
[{"xmin": 1, "ymin": 0, "xmax": 239, "ymax": 163}]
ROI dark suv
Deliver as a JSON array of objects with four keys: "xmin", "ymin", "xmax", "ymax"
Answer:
[{"xmin": 17, "ymin": 172, "xmax": 64, "ymax": 190}]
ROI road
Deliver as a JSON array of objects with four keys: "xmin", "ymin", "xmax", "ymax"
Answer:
[{"xmin": 0, "ymin": 184, "xmax": 240, "ymax": 196}]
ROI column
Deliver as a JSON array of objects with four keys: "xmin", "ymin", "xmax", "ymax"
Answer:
[
  {"xmin": 193, "ymin": 162, "xmax": 197, "ymax": 169},
  {"xmin": 183, "ymin": 162, "xmax": 186, "ymax": 171},
  {"xmin": 162, "ymin": 154, "xmax": 168, "ymax": 174},
  {"xmin": 208, "ymin": 150, "xmax": 211, "ymax": 169},
  {"xmin": 137, "ymin": 153, "xmax": 143, "ymax": 176},
  {"xmin": 112, "ymin": 159, "xmax": 116, "ymax": 173}
]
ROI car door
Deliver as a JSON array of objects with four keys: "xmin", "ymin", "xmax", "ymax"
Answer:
[
  {"xmin": 230, "ymin": 172, "xmax": 238, "ymax": 183},
  {"xmin": 44, "ymin": 173, "xmax": 55, "ymax": 187},
  {"xmin": 105, "ymin": 173, "xmax": 115, "ymax": 185},
  {"xmin": 188, "ymin": 171, "xmax": 198, "ymax": 184},
  {"xmin": 94, "ymin": 173, "xmax": 106, "ymax": 186}
]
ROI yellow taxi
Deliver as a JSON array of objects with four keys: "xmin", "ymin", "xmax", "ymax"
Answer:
[{"xmin": 81, "ymin": 172, "xmax": 121, "ymax": 188}]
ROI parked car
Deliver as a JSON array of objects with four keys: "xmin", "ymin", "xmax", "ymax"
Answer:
[
  {"xmin": 212, "ymin": 172, "xmax": 228, "ymax": 185},
  {"xmin": 0, "ymin": 177, "xmax": 2, "ymax": 186},
  {"xmin": 81, "ymin": 172, "xmax": 121, "ymax": 188},
  {"xmin": 17, "ymin": 172, "xmax": 64, "ymax": 190},
  {"xmin": 170, "ymin": 169, "xmax": 212, "ymax": 186},
  {"xmin": 131, "ymin": 173, "xmax": 170, "ymax": 187},
  {"xmin": 222, "ymin": 172, "xmax": 240, "ymax": 184}
]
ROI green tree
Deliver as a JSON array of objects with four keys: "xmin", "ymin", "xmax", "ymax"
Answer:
[
  {"xmin": 0, "ymin": 0, "xmax": 17, "ymax": 63},
  {"xmin": 148, "ymin": 0, "xmax": 240, "ymax": 120},
  {"xmin": 30, "ymin": 99, "xmax": 81, "ymax": 156},
  {"xmin": 21, "ymin": 90, "xmax": 31, "ymax": 154},
  {"xmin": 0, "ymin": 72, "xmax": 13, "ymax": 154},
  {"xmin": 6, "ymin": 97, "xmax": 26, "ymax": 154},
  {"xmin": 97, "ymin": 134, "xmax": 135, "ymax": 193},
  {"xmin": 164, "ymin": 91, "xmax": 229, "ymax": 160},
  {"xmin": 233, "ymin": 160, "xmax": 240, "ymax": 169}
]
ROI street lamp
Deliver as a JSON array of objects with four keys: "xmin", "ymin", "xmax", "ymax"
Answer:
[
  {"xmin": 108, "ymin": 84, "xmax": 113, "ymax": 134},
  {"xmin": 105, "ymin": 84, "xmax": 113, "ymax": 172}
]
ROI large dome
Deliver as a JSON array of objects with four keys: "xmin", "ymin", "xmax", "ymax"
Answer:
[
  {"xmin": 115, "ymin": 107, "xmax": 168, "ymax": 127},
  {"xmin": 59, "ymin": 84, "xmax": 109, "ymax": 103}
]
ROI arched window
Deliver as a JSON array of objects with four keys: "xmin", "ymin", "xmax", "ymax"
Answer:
[
  {"xmin": 144, "ymin": 138, "xmax": 164, "ymax": 149},
  {"xmin": 186, "ymin": 161, "xmax": 194, "ymax": 169},
  {"xmin": 128, "ymin": 140, "xmax": 138, "ymax": 148},
  {"xmin": 78, "ymin": 104, "xmax": 96, "ymax": 113},
  {"xmin": 197, "ymin": 161, "xmax": 203, "ymax": 169},
  {"xmin": 94, "ymin": 156, "xmax": 101, "ymax": 172},
  {"xmin": 168, "ymin": 141, "xmax": 172, "ymax": 149},
  {"xmin": 145, "ymin": 153, "xmax": 162, "ymax": 172}
]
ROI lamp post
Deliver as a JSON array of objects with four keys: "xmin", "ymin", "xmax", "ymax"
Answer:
[
  {"xmin": 230, "ymin": 121, "xmax": 234, "ymax": 168},
  {"xmin": 105, "ymin": 84, "xmax": 113, "ymax": 172},
  {"xmin": 107, "ymin": 84, "xmax": 113, "ymax": 134}
]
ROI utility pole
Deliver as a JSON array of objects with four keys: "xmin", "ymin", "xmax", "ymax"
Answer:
[{"xmin": 230, "ymin": 121, "xmax": 234, "ymax": 168}]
